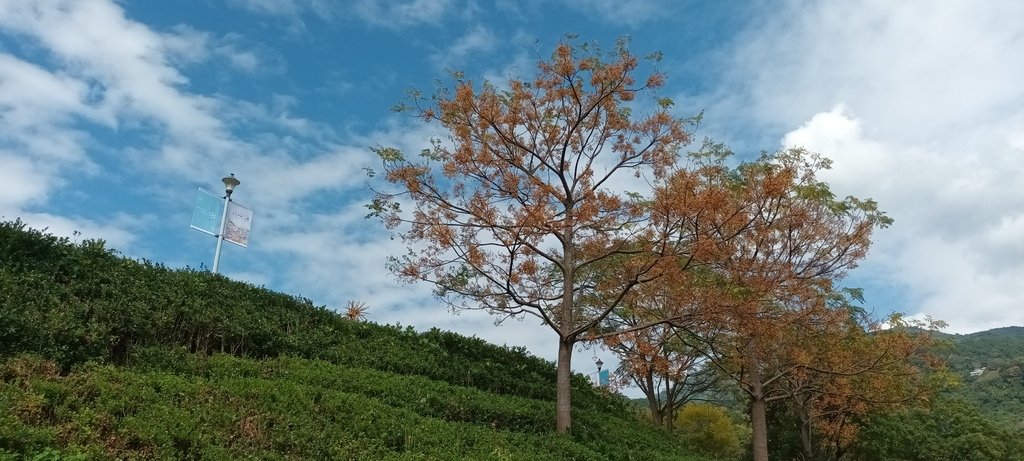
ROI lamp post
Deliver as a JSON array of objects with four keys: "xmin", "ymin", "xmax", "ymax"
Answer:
[
  {"xmin": 595, "ymin": 358, "xmax": 606, "ymax": 387},
  {"xmin": 212, "ymin": 174, "xmax": 240, "ymax": 274}
]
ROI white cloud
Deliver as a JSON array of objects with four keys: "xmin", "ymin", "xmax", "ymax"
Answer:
[
  {"xmin": 227, "ymin": 0, "xmax": 452, "ymax": 29},
  {"xmin": 479, "ymin": 31, "xmax": 537, "ymax": 82},
  {"xmin": 241, "ymin": 147, "xmax": 374, "ymax": 212},
  {"xmin": 353, "ymin": 0, "xmax": 452, "ymax": 28},
  {"xmin": 0, "ymin": 0, "xmax": 358, "ymax": 240},
  {"xmin": 0, "ymin": 153, "xmax": 52, "ymax": 209},
  {"xmin": 723, "ymin": 0, "xmax": 1023, "ymax": 140},
  {"xmin": 429, "ymin": 24, "xmax": 496, "ymax": 70},
  {"xmin": 0, "ymin": 53, "xmax": 98, "ymax": 169},
  {"xmin": 561, "ymin": 0, "xmax": 676, "ymax": 27},
  {"xmin": 780, "ymin": 106, "xmax": 1024, "ymax": 333},
  {"xmin": 159, "ymin": 25, "xmax": 213, "ymax": 65},
  {"xmin": 160, "ymin": 26, "xmax": 265, "ymax": 74},
  {"xmin": 0, "ymin": 50, "xmax": 100, "ymax": 228},
  {"xmin": 0, "ymin": 0, "xmax": 228, "ymax": 149},
  {"xmin": 221, "ymin": 48, "xmax": 260, "ymax": 73},
  {"xmin": 0, "ymin": 210, "xmax": 144, "ymax": 252},
  {"xmin": 227, "ymin": 0, "xmax": 304, "ymax": 17},
  {"xmin": 0, "ymin": 54, "xmax": 92, "ymax": 126},
  {"xmin": 702, "ymin": 0, "xmax": 1024, "ymax": 333}
]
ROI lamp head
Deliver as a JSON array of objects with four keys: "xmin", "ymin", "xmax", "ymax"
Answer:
[
  {"xmin": 222, "ymin": 174, "xmax": 240, "ymax": 196},
  {"xmin": 595, "ymin": 358, "xmax": 604, "ymax": 372}
]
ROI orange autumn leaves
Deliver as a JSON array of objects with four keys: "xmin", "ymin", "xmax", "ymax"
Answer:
[
  {"xmin": 587, "ymin": 141, "xmax": 919, "ymax": 460},
  {"xmin": 371, "ymin": 38, "xmax": 689, "ymax": 322},
  {"xmin": 367, "ymin": 37, "xmax": 921, "ymax": 442},
  {"xmin": 369, "ymin": 38, "xmax": 694, "ymax": 433}
]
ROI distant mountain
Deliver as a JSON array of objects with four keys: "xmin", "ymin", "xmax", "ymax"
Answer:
[
  {"xmin": 943, "ymin": 326, "xmax": 1024, "ymax": 427},
  {"xmin": 943, "ymin": 326, "xmax": 1024, "ymax": 370}
]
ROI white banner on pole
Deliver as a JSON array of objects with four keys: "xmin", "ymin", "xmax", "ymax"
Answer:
[
  {"xmin": 224, "ymin": 201, "xmax": 253, "ymax": 247},
  {"xmin": 190, "ymin": 188, "xmax": 222, "ymax": 236}
]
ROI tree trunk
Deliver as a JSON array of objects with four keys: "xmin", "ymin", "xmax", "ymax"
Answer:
[
  {"xmin": 750, "ymin": 394, "xmax": 769, "ymax": 461},
  {"xmin": 833, "ymin": 445, "xmax": 846, "ymax": 461},
  {"xmin": 662, "ymin": 376, "xmax": 675, "ymax": 432},
  {"xmin": 798, "ymin": 405, "xmax": 815, "ymax": 461},
  {"xmin": 556, "ymin": 229, "xmax": 576, "ymax": 435},
  {"xmin": 556, "ymin": 337, "xmax": 574, "ymax": 434},
  {"xmin": 644, "ymin": 371, "xmax": 664, "ymax": 427},
  {"xmin": 648, "ymin": 399, "xmax": 663, "ymax": 427},
  {"xmin": 748, "ymin": 350, "xmax": 769, "ymax": 461}
]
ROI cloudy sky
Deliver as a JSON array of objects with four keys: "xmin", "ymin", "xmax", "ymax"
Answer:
[{"xmin": 1, "ymin": 0, "xmax": 1021, "ymax": 385}]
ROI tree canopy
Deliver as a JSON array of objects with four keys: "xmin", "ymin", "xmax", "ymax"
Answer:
[
  {"xmin": 368, "ymin": 39, "xmax": 937, "ymax": 459},
  {"xmin": 369, "ymin": 37, "xmax": 693, "ymax": 433}
]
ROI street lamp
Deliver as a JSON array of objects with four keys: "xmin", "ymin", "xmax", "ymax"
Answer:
[
  {"xmin": 212, "ymin": 174, "xmax": 240, "ymax": 274},
  {"xmin": 595, "ymin": 358, "xmax": 604, "ymax": 372}
]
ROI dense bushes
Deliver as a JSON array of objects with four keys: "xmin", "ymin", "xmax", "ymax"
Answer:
[
  {"xmin": 0, "ymin": 354, "xmax": 702, "ymax": 460},
  {"xmin": 0, "ymin": 220, "xmax": 705, "ymax": 460},
  {"xmin": 0, "ymin": 220, "xmax": 565, "ymax": 400}
]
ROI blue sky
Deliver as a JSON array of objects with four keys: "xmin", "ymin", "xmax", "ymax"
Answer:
[{"xmin": 2, "ymin": 0, "xmax": 1023, "ymax": 385}]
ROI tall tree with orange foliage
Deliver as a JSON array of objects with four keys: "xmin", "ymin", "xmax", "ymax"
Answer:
[
  {"xmin": 603, "ymin": 321, "xmax": 720, "ymax": 431},
  {"xmin": 595, "ymin": 268, "xmax": 723, "ymax": 431},
  {"xmin": 367, "ymin": 37, "xmax": 692, "ymax": 433},
  {"xmin": 655, "ymin": 145, "xmax": 893, "ymax": 461}
]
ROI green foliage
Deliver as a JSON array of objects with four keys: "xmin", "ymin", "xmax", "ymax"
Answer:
[
  {"xmin": 852, "ymin": 397, "xmax": 1024, "ymax": 461},
  {"xmin": 943, "ymin": 327, "xmax": 1024, "ymax": 426},
  {"xmin": 676, "ymin": 404, "xmax": 744, "ymax": 460},
  {"xmin": 0, "ymin": 353, "xmax": 705, "ymax": 460},
  {"xmin": 0, "ymin": 448, "xmax": 89, "ymax": 461},
  {"xmin": 0, "ymin": 220, "xmax": 711, "ymax": 460},
  {"xmin": 743, "ymin": 326, "xmax": 1024, "ymax": 460},
  {"xmin": 0, "ymin": 219, "xmax": 562, "ymax": 400}
]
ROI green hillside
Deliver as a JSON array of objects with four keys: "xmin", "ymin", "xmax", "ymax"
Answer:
[
  {"xmin": 0, "ymin": 220, "xmax": 708, "ymax": 460},
  {"xmin": 945, "ymin": 327, "xmax": 1024, "ymax": 427}
]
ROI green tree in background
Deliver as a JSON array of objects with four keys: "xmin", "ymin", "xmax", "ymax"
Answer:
[{"xmin": 853, "ymin": 397, "xmax": 1024, "ymax": 461}]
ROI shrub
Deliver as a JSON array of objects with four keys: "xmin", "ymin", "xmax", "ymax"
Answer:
[{"xmin": 676, "ymin": 403, "xmax": 743, "ymax": 459}]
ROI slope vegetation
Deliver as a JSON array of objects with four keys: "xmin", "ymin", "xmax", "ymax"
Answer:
[
  {"xmin": 0, "ymin": 220, "xmax": 705, "ymax": 460},
  {"xmin": 945, "ymin": 327, "xmax": 1024, "ymax": 427}
]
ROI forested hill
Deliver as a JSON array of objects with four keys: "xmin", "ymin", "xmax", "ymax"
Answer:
[
  {"xmin": 0, "ymin": 219, "xmax": 709, "ymax": 460},
  {"xmin": 946, "ymin": 326, "xmax": 1024, "ymax": 370},
  {"xmin": 944, "ymin": 326, "xmax": 1024, "ymax": 426}
]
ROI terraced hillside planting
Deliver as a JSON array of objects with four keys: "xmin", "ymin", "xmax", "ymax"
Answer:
[{"xmin": 0, "ymin": 220, "xmax": 709, "ymax": 460}]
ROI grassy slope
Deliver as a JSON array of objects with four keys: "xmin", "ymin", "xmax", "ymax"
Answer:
[
  {"xmin": 0, "ymin": 220, "xmax": 707, "ymax": 460},
  {"xmin": 2, "ymin": 354, "xmax": 689, "ymax": 460}
]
